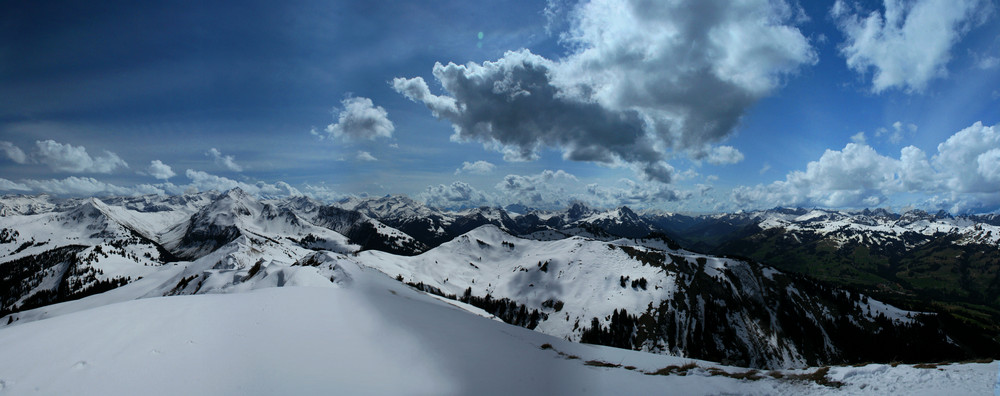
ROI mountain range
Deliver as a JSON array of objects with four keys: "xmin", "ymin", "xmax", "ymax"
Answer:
[{"xmin": 2, "ymin": 190, "xmax": 999, "ymax": 375}]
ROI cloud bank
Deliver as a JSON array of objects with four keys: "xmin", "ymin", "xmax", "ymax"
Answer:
[{"xmin": 733, "ymin": 121, "xmax": 1000, "ymax": 213}]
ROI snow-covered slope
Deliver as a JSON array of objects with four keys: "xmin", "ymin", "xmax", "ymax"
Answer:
[
  {"xmin": 353, "ymin": 225, "xmax": 957, "ymax": 369},
  {"xmin": 0, "ymin": 198, "xmax": 173, "ymax": 314},
  {"xmin": 1, "ymin": 255, "xmax": 994, "ymax": 396}
]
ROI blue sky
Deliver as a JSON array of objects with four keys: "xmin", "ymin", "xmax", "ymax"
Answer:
[{"xmin": 1, "ymin": 0, "xmax": 999, "ymax": 213}]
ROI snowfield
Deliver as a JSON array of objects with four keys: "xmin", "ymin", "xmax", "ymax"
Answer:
[{"xmin": 0, "ymin": 259, "xmax": 997, "ymax": 395}]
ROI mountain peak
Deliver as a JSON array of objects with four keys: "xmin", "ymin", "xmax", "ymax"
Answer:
[
  {"xmin": 567, "ymin": 202, "xmax": 593, "ymax": 220},
  {"xmin": 223, "ymin": 187, "xmax": 251, "ymax": 200}
]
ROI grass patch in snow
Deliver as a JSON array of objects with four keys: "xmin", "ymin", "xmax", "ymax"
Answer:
[
  {"xmin": 584, "ymin": 360, "xmax": 622, "ymax": 368},
  {"xmin": 646, "ymin": 362, "xmax": 699, "ymax": 376},
  {"xmin": 782, "ymin": 367, "xmax": 844, "ymax": 388}
]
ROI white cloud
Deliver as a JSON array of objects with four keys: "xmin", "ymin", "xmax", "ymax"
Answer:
[
  {"xmin": 933, "ymin": 121, "xmax": 1000, "ymax": 193},
  {"xmin": 851, "ymin": 132, "xmax": 867, "ymax": 144},
  {"xmin": 325, "ymin": 97, "xmax": 395, "ymax": 141},
  {"xmin": 492, "ymin": 170, "xmax": 581, "ymax": 208},
  {"xmin": 706, "ymin": 146, "xmax": 745, "ymax": 165},
  {"xmin": 496, "ymin": 170, "xmax": 578, "ymax": 194},
  {"xmin": 0, "ymin": 141, "xmax": 27, "ymax": 164},
  {"xmin": 586, "ymin": 179, "xmax": 691, "ymax": 206},
  {"xmin": 875, "ymin": 121, "xmax": 917, "ymax": 144},
  {"xmin": 419, "ymin": 181, "xmax": 494, "ymax": 209},
  {"xmin": 33, "ymin": 140, "xmax": 128, "ymax": 173},
  {"xmin": 733, "ymin": 142, "xmax": 903, "ymax": 208},
  {"xmin": 490, "ymin": 169, "xmax": 691, "ymax": 209},
  {"xmin": 759, "ymin": 163, "xmax": 772, "ymax": 175},
  {"xmin": 975, "ymin": 54, "xmax": 1000, "ymax": 70},
  {"xmin": 207, "ymin": 148, "xmax": 243, "ymax": 172},
  {"xmin": 302, "ymin": 184, "xmax": 347, "ymax": 202},
  {"xmin": 146, "ymin": 160, "xmax": 176, "ymax": 180},
  {"xmin": 454, "ymin": 160, "xmax": 496, "ymax": 175},
  {"xmin": 976, "ymin": 148, "xmax": 1000, "ymax": 182},
  {"xmin": 832, "ymin": 0, "xmax": 990, "ymax": 93},
  {"xmin": 394, "ymin": 0, "xmax": 814, "ymax": 183},
  {"xmin": 22, "ymin": 176, "xmax": 163, "ymax": 196},
  {"xmin": 309, "ymin": 127, "xmax": 325, "ymax": 141},
  {"xmin": 732, "ymin": 121, "xmax": 1000, "ymax": 212},
  {"xmin": 355, "ymin": 151, "xmax": 377, "ymax": 162},
  {"xmin": 183, "ymin": 169, "xmax": 300, "ymax": 198},
  {"xmin": 0, "ymin": 178, "xmax": 30, "ymax": 191}
]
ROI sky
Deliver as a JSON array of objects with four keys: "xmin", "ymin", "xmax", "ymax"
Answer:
[{"xmin": 1, "ymin": 0, "xmax": 999, "ymax": 214}]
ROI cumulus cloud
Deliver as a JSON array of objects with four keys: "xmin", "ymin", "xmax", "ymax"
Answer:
[
  {"xmin": 355, "ymin": 151, "xmax": 377, "ymax": 162},
  {"xmin": 0, "ymin": 141, "xmax": 27, "ymax": 164},
  {"xmin": 732, "ymin": 121, "xmax": 1000, "ymax": 212},
  {"xmin": 394, "ymin": 0, "xmax": 815, "ymax": 183},
  {"xmin": 933, "ymin": 121, "xmax": 1000, "ymax": 193},
  {"xmin": 207, "ymin": 148, "xmax": 243, "ymax": 172},
  {"xmin": 454, "ymin": 160, "xmax": 496, "ymax": 175},
  {"xmin": 146, "ymin": 160, "xmax": 176, "ymax": 180},
  {"xmin": 325, "ymin": 97, "xmax": 395, "ymax": 141},
  {"xmin": 733, "ymin": 143, "xmax": 907, "ymax": 208},
  {"xmin": 0, "ymin": 178, "xmax": 30, "ymax": 191},
  {"xmin": 976, "ymin": 148, "xmax": 1000, "ymax": 182},
  {"xmin": 832, "ymin": 0, "xmax": 990, "ymax": 93},
  {"xmin": 32, "ymin": 140, "xmax": 128, "ymax": 173},
  {"xmin": 419, "ymin": 181, "xmax": 494, "ymax": 209}
]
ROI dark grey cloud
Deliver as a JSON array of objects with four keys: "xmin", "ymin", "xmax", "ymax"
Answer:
[
  {"xmin": 394, "ymin": 0, "xmax": 815, "ymax": 183},
  {"xmin": 394, "ymin": 51, "xmax": 667, "ymax": 181}
]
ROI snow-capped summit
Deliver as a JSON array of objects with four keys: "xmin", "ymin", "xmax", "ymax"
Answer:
[
  {"xmin": 159, "ymin": 188, "xmax": 355, "ymax": 260},
  {"xmin": 566, "ymin": 206, "xmax": 657, "ymax": 238}
]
